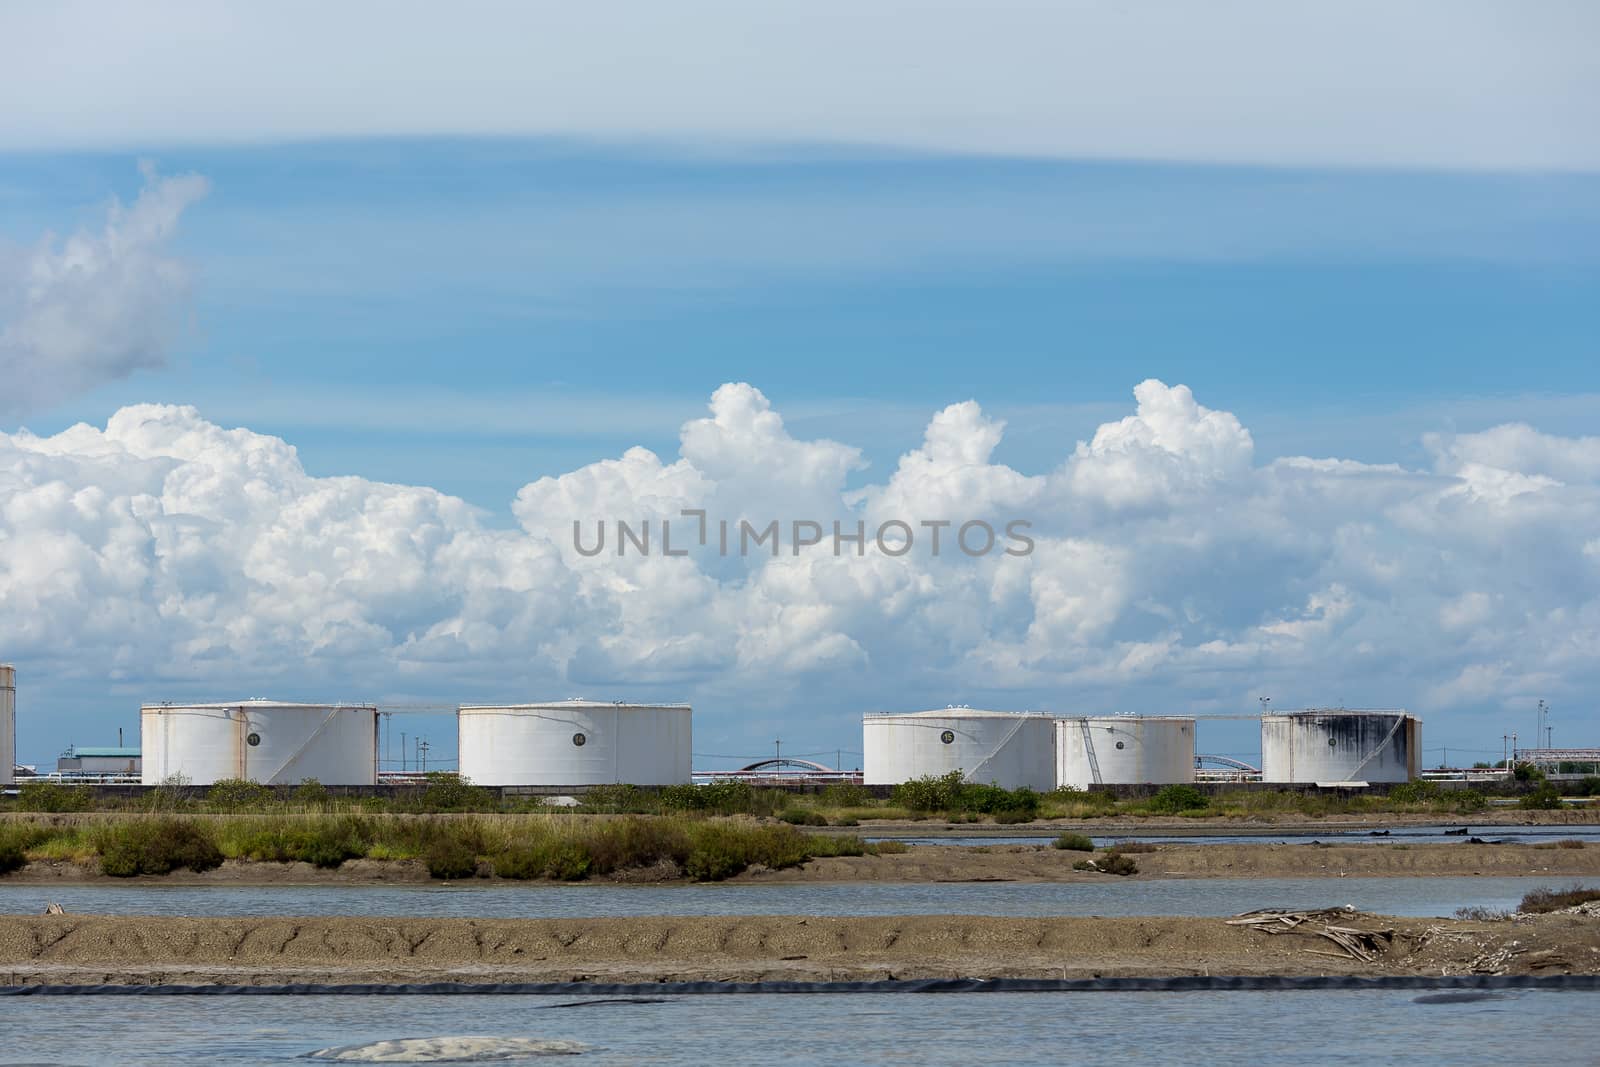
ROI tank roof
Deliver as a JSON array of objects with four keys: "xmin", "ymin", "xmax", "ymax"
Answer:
[
  {"xmin": 459, "ymin": 700, "xmax": 690, "ymax": 710},
  {"xmin": 140, "ymin": 700, "xmax": 377, "ymax": 710},
  {"xmin": 1055, "ymin": 714, "xmax": 1196, "ymax": 722},
  {"xmin": 1263, "ymin": 708, "xmax": 1414, "ymax": 719},
  {"xmin": 864, "ymin": 708, "xmax": 1052, "ymax": 720}
]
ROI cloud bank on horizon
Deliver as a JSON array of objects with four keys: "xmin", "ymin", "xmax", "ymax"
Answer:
[
  {"xmin": 3, "ymin": 381, "xmax": 1596, "ymax": 726},
  {"xmin": 3, "ymin": 1, "xmax": 1596, "ymax": 171}
]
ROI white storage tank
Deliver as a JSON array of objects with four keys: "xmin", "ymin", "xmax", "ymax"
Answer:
[
  {"xmin": 140, "ymin": 700, "xmax": 378, "ymax": 785},
  {"xmin": 1260, "ymin": 710, "xmax": 1420, "ymax": 784},
  {"xmin": 0, "ymin": 664, "xmax": 14, "ymax": 786},
  {"xmin": 1056, "ymin": 715, "xmax": 1195, "ymax": 789},
  {"xmin": 863, "ymin": 709, "xmax": 1056, "ymax": 791},
  {"xmin": 457, "ymin": 701, "xmax": 691, "ymax": 786}
]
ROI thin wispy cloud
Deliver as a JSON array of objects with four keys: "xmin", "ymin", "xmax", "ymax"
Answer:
[
  {"xmin": 0, "ymin": 165, "xmax": 208, "ymax": 415},
  {"xmin": 3, "ymin": 2, "xmax": 1596, "ymax": 170}
]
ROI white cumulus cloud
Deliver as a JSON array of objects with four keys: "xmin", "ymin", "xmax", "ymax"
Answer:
[{"xmin": 2, "ymin": 379, "xmax": 1598, "ymax": 746}]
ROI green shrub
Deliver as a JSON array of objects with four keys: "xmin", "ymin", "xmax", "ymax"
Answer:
[
  {"xmin": 1513, "ymin": 763, "xmax": 1545, "ymax": 783},
  {"xmin": 425, "ymin": 836, "xmax": 480, "ymax": 879},
  {"xmin": 582, "ymin": 784, "xmax": 648, "ymax": 813},
  {"xmin": 779, "ymin": 809, "xmax": 828, "ymax": 826},
  {"xmin": 1387, "ymin": 781, "xmax": 1439, "ymax": 804},
  {"xmin": 1519, "ymin": 885, "xmax": 1600, "ymax": 914},
  {"xmin": 1073, "ymin": 851, "xmax": 1138, "ymax": 876},
  {"xmin": 959, "ymin": 784, "xmax": 1040, "ymax": 820},
  {"xmin": 1452, "ymin": 789, "xmax": 1489, "ymax": 813},
  {"xmin": 890, "ymin": 773, "xmax": 1039, "ymax": 820},
  {"xmin": 818, "ymin": 782, "xmax": 872, "ymax": 808},
  {"xmin": 868, "ymin": 840, "xmax": 909, "ymax": 855},
  {"xmin": 292, "ymin": 778, "xmax": 330, "ymax": 809},
  {"xmin": 207, "ymin": 778, "xmax": 275, "ymax": 812},
  {"xmin": 581, "ymin": 818, "xmax": 691, "ymax": 874},
  {"xmin": 1052, "ymin": 833, "xmax": 1095, "ymax": 851},
  {"xmin": 495, "ymin": 840, "xmax": 592, "ymax": 881},
  {"xmin": 17, "ymin": 781, "xmax": 94, "ymax": 813},
  {"xmin": 417, "ymin": 773, "xmax": 499, "ymax": 812},
  {"xmin": 891, "ymin": 772, "xmax": 966, "ymax": 813},
  {"xmin": 1148, "ymin": 785, "xmax": 1209, "ymax": 814},
  {"xmin": 1520, "ymin": 783, "xmax": 1564, "ymax": 810},
  {"xmin": 98, "ymin": 820, "xmax": 223, "ymax": 876},
  {"xmin": 0, "ymin": 841, "xmax": 25, "ymax": 874},
  {"xmin": 230, "ymin": 816, "xmax": 374, "ymax": 868},
  {"xmin": 1577, "ymin": 777, "xmax": 1600, "ymax": 797}
]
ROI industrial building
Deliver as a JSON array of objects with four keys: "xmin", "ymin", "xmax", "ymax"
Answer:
[
  {"xmin": 1, "ymin": 664, "xmax": 14, "ymax": 786},
  {"xmin": 1056, "ymin": 715, "xmax": 1196, "ymax": 789},
  {"xmin": 457, "ymin": 700, "xmax": 692, "ymax": 786},
  {"xmin": 1260, "ymin": 709, "xmax": 1420, "ymax": 784},
  {"xmin": 140, "ymin": 700, "xmax": 379, "ymax": 785},
  {"xmin": 863, "ymin": 709, "xmax": 1056, "ymax": 791},
  {"xmin": 57, "ymin": 746, "xmax": 141, "ymax": 777}
]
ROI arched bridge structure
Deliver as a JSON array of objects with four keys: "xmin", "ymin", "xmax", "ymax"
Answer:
[
  {"xmin": 1195, "ymin": 754, "xmax": 1261, "ymax": 774},
  {"xmin": 736, "ymin": 757, "xmax": 836, "ymax": 774}
]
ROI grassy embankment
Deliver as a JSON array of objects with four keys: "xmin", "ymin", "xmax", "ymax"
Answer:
[
  {"xmin": 6, "ymin": 769, "xmax": 1589, "ymax": 834},
  {"xmin": 0, "ymin": 811, "xmax": 900, "ymax": 881}
]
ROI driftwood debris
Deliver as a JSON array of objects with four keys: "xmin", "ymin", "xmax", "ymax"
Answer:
[{"xmin": 1227, "ymin": 908, "xmax": 1396, "ymax": 963}]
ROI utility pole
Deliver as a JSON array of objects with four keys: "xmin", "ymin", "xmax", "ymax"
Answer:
[
  {"xmin": 1502, "ymin": 734, "xmax": 1509, "ymax": 771},
  {"xmin": 401, "ymin": 731, "xmax": 407, "ymax": 772},
  {"xmin": 775, "ymin": 737, "xmax": 782, "ymax": 765},
  {"xmin": 1537, "ymin": 700, "xmax": 1548, "ymax": 758},
  {"xmin": 418, "ymin": 738, "xmax": 429, "ymax": 773}
]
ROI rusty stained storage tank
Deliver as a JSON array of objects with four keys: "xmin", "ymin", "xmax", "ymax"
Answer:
[{"xmin": 1259, "ymin": 710, "xmax": 1420, "ymax": 783}]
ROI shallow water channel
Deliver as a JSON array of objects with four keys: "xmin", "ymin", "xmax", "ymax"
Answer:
[
  {"xmin": 0, "ymin": 875, "xmax": 1567, "ymax": 919},
  {"xmin": 3, "ymin": 988, "xmax": 1596, "ymax": 1066}
]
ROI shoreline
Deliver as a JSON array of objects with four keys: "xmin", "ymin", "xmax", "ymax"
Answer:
[
  {"xmin": 841, "ymin": 811, "xmax": 1600, "ymax": 837},
  {"xmin": 1, "ymin": 912, "xmax": 1594, "ymax": 985},
  {"xmin": 6, "ymin": 841, "xmax": 1600, "ymax": 886}
]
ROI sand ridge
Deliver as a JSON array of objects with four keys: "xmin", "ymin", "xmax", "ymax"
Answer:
[{"xmin": 0, "ymin": 912, "xmax": 1595, "ymax": 986}]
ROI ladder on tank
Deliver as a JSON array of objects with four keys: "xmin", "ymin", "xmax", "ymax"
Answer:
[{"xmin": 1079, "ymin": 720, "xmax": 1103, "ymax": 786}]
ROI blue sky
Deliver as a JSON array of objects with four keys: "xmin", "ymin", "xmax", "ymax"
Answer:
[
  {"xmin": 2, "ymin": 3, "xmax": 1598, "ymax": 773},
  {"xmin": 6, "ymin": 141, "xmax": 1597, "ymax": 514}
]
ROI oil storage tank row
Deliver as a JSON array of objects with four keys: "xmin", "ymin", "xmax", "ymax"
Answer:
[
  {"xmin": 457, "ymin": 701, "xmax": 691, "ymax": 786},
  {"xmin": 137, "ymin": 698, "xmax": 694, "ymax": 786},
  {"xmin": 141, "ymin": 701, "xmax": 379, "ymax": 786},
  {"xmin": 864, "ymin": 707, "xmax": 1421, "ymax": 788}
]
